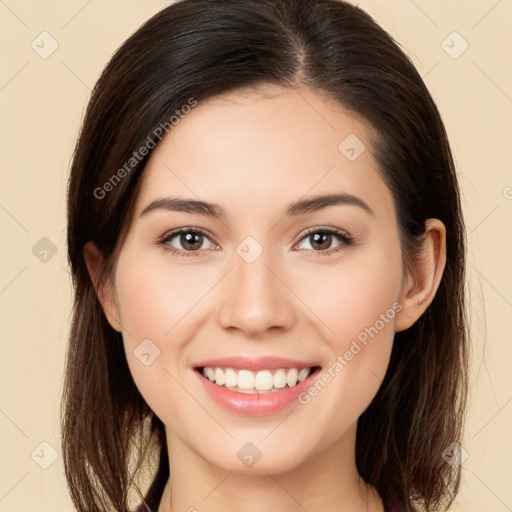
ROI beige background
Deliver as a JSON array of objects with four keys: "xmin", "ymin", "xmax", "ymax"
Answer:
[{"xmin": 0, "ymin": 0, "xmax": 511, "ymax": 510}]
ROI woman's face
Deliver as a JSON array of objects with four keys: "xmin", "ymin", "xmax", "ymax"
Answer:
[{"xmin": 105, "ymin": 86, "xmax": 408, "ymax": 473}]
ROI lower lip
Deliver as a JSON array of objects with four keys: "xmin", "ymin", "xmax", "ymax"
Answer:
[{"xmin": 194, "ymin": 367, "xmax": 320, "ymax": 416}]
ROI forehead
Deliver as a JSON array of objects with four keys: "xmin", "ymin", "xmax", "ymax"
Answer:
[{"xmin": 134, "ymin": 86, "xmax": 393, "ymax": 221}]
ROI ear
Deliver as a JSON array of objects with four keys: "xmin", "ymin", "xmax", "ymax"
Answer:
[
  {"xmin": 395, "ymin": 218, "xmax": 447, "ymax": 332},
  {"xmin": 83, "ymin": 241, "xmax": 122, "ymax": 332}
]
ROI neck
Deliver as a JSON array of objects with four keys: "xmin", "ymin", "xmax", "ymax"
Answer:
[{"xmin": 157, "ymin": 423, "xmax": 384, "ymax": 512}]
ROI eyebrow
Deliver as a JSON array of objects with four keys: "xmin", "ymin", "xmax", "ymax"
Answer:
[{"xmin": 139, "ymin": 193, "xmax": 373, "ymax": 218}]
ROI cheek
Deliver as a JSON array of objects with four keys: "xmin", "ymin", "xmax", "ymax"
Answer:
[
  {"xmin": 111, "ymin": 246, "xmax": 220, "ymax": 413},
  {"xmin": 113, "ymin": 245, "xmax": 217, "ymax": 342},
  {"xmin": 293, "ymin": 237, "xmax": 403, "ymax": 347},
  {"xmin": 291, "ymin": 241, "xmax": 402, "ymax": 430}
]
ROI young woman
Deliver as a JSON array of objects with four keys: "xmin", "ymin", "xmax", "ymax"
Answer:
[{"xmin": 62, "ymin": 1, "xmax": 469, "ymax": 511}]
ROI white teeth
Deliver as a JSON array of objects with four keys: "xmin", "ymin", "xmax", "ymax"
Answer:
[
  {"xmin": 254, "ymin": 370, "xmax": 274, "ymax": 391},
  {"xmin": 286, "ymin": 368, "xmax": 298, "ymax": 387},
  {"xmin": 214, "ymin": 367, "xmax": 225, "ymax": 386},
  {"xmin": 273, "ymin": 369, "xmax": 287, "ymax": 389},
  {"xmin": 297, "ymin": 367, "xmax": 310, "ymax": 382},
  {"xmin": 224, "ymin": 368, "xmax": 238, "ymax": 388},
  {"xmin": 201, "ymin": 366, "xmax": 314, "ymax": 393},
  {"xmin": 237, "ymin": 369, "xmax": 254, "ymax": 390}
]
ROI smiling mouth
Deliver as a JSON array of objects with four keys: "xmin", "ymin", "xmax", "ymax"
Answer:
[{"xmin": 195, "ymin": 366, "xmax": 321, "ymax": 394}]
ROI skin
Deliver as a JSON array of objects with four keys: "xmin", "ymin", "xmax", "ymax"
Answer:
[{"xmin": 85, "ymin": 86, "xmax": 446, "ymax": 512}]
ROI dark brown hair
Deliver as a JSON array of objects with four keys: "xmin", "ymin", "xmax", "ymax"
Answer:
[{"xmin": 62, "ymin": 0, "xmax": 469, "ymax": 511}]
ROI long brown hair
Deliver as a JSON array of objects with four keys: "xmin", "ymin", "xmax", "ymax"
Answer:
[{"xmin": 62, "ymin": 0, "xmax": 469, "ymax": 510}]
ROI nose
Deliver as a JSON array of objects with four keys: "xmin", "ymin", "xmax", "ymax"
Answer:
[{"xmin": 216, "ymin": 246, "xmax": 297, "ymax": 338}]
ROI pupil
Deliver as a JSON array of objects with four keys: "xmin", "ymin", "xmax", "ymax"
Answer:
[
  {"xmin": 311, "ymin": 232, "xmax": 331, "ymax": 250},
  {"xmin": 182, "ymin": 232, "xmax": 202, "ymax": 250}
]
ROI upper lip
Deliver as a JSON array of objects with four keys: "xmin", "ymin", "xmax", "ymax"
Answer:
[{"xmin": 194, "ymin": 356, "xmax": 319, "ymax": 371}]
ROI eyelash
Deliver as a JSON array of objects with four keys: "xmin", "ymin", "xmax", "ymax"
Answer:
[
  {"xmin": 157, "ymin": 227, "xmax": 218, "ymax": 258},
  {"xmin": 297, "ymin": 226, "xmax": 354, "ymax": 257},
  {"xmin": 156, "ymin": 226, "xmax": 355, "ymax": 258}
]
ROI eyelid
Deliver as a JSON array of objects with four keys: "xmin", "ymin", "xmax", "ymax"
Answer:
[
  {"xmin": 291, "ymin": 225, "xmax": 355, "ymax": 253},
  {"xmin": 295, "ymin": 225, "xmax": 353, "ymax": 241},
  {"xmin": 157, "ymin": 227, "xmax": 219, "ymax": 256}
]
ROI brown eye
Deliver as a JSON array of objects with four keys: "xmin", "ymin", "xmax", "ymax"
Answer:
[
  {"xmin": 160, "ymin": 228, "xmax": 217, "ymax": 254},
  {"xmin": 295, "ymin": 228, "xmax": 354, "ymax": 254},
  {"xmin": 180, "ymin": 231, "xmax": 204, "ymax": 250},
  {"xmin": 309, "ymin": 232, "xmax": 333, "ymax": 251}
]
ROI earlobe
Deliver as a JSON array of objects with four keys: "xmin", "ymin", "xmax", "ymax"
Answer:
[
  {"xmin": 83, "ymin": 242, "xmax": 122, "ymax": 332},
  {"xmin": 395, "ymin": 219, "xmax": 447, "ymax": 332}
]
